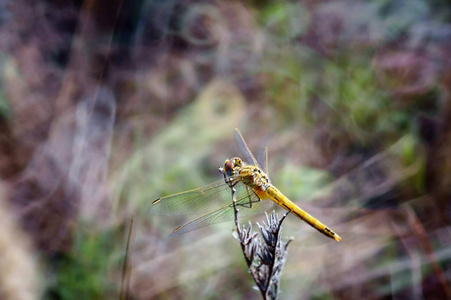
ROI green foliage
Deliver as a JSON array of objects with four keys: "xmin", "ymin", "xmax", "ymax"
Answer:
[
  {"xmin": 391, "ymin": 134, "xmax": 427, "ymax": 192},
  {"xmin": 0, "ymin": 53, "xmax": 11, "ymax": 119},
  {"xmin": 276, "ymin": 165, "xmax": 332, "ymax": 201},
  {"xmin": 46, "ymin": 229, "xmax": 121, "ymax": 299},
  {"xmin": 0, "ymin": 93, "xmax": 10, "ymax": 119},
  {"xmin": 261, "ymin": 48, "xmax": 415, "ymax": 147},
  {"xmin": 319, "ymin": 57, "xmax": 408, "ymax": 143},
  {"xmin": 260, "ymin": 2, "xmax": 310, "ymax": 42}
]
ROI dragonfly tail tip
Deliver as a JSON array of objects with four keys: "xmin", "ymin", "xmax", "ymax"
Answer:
[{"xmin": 334, "ymin": 235, "xmax": 342, "ymax": 242}]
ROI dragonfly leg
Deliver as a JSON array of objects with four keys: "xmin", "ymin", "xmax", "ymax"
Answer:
[
  {"xmin": 220, "ymin": 167, "xmax": 262, "ymax": 209},
  {"xmin": 236, "ymin": 188, "xmax": 261, "ymax": 209},
  {"xmin": 246, "ymin": 186, "xmax": 254, "ymax": 208}
]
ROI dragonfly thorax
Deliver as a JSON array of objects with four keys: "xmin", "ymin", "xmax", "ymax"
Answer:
[
  {"xmin": 223, "ymin": 157, "xmax": 271, "ymax": 198},
  {"xmin": 238, "ymin": 165, "xmax": 271, "ymax": 191}
]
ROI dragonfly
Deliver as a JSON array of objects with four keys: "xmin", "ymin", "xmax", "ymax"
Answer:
[{"xmin": 149, "ymin": 129, "xmax": 341, "ymax": 242}]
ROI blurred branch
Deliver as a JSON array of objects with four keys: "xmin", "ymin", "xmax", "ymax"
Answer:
[
  {"xmin": 395, "ymin": 206, "xmax": 451, "ymax": 298},
  {"xmin": 230, "ymin": 186, "xmax": 292, "ymax": 300},
  {"xmin": 120, "ymin": 217, "xmax": 134, "ymax": 300}
]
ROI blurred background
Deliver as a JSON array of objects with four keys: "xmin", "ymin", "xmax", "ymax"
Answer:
[{"xmin": 0, "ymin": 0, "xmax": 450, "ymax": 299}]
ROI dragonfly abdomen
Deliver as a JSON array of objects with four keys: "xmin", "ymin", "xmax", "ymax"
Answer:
[{"xmin": 265, "ymin": 185, "xmax": 342, "ymax": 242}]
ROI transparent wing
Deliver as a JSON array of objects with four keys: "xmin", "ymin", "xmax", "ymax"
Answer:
[
  {"xmin": 234, "ymin": 128, "xmax": 260, "ymax": 167},
  {"xmin": 234, "ymin": 128, "xmax": 268, "ymax": 173},
  {"xmin": 171, "ymin": 193, "xmax": 273, "ymax": 236},
  {"xmin": 256, "ymin": 146, "xmax": 268, "ymax": 175},
  {"xmin": 149, "ymin": 180, "xmax": 253, "ymax": 216}
]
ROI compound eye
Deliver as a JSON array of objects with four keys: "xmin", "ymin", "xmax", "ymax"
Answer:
[
  {"xmin": 224, "ymin": 157, "xmax": 242, "ymax": 177},
  {"xmin": 223, "ymin": 159, "xmax": 234, "ymax": 177}
]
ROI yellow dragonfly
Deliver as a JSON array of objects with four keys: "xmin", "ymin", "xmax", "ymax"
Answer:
[{"xmin": 149, "ymin": 129, "xmax": 341, "ymax": 242}]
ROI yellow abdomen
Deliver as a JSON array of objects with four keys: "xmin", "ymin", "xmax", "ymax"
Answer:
[{"xmin": 265, "ymin": 185, "xmax": 341, "ymax": 242}]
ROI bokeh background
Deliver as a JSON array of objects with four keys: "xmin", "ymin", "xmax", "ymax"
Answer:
[{"xmin": 0, "ymin": 0, "xmax": 451, "ymax": 299}]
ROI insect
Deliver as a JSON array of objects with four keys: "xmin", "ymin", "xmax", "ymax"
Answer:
[{"xmin": 149, "ymin": 129, "xmax": 341, "ymax": 242}]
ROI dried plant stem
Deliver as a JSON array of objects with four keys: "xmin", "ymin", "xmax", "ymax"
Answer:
[
  {"xmin": 230, "ymin": 185, "xmax": 292, "ymax": 300},
  {"xmin": 231, "ymin": 186, "xmax": 254, "ymax": 267}
]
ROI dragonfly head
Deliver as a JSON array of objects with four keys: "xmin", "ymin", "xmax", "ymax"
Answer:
[{"xmin": 223, "ymin": 157, "xmax": 243, "ymax": 177}]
